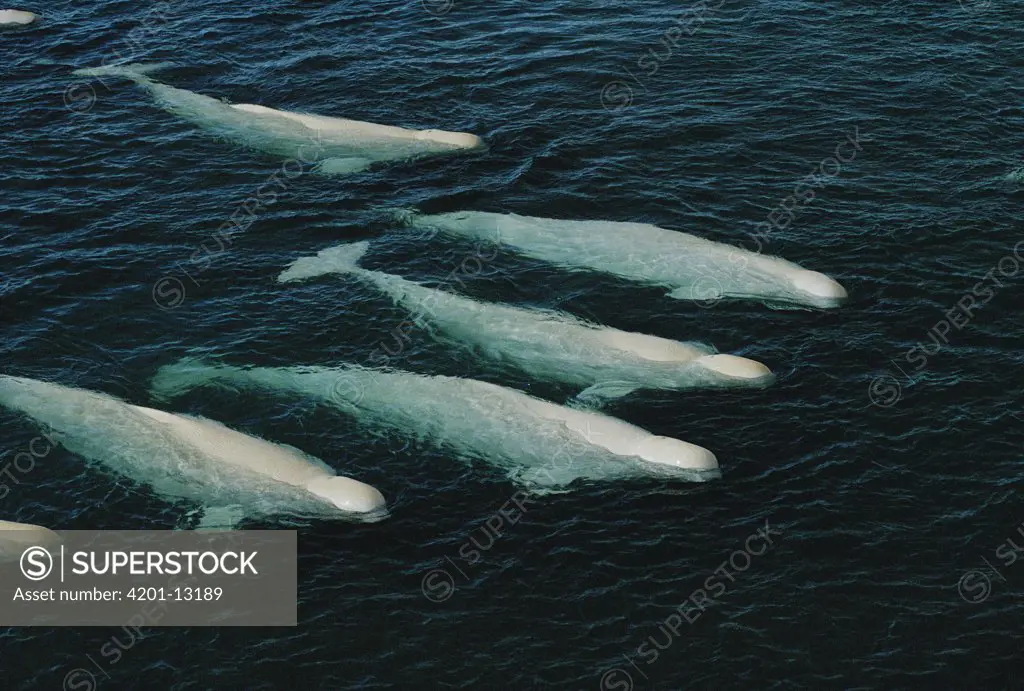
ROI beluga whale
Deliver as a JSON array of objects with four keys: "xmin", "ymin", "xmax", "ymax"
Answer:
[
  {"xmin": 279, "ymin": 240, "xmax": 773, "ymax": 403},
  {"xmin": 71, "ymin": 63, "xmax": 485, "ymax": 175},
  {"xmin": 0, "ymin": 9, "xmax": 37, "ymax": 26},
  {"xmin": 396, "ymin": 210, "xmax": 848, "ymax": 309},
  {"xmin": 151, "ymin": 359, "xmax": 721, "ymax": 491},
  {"xmin": 0, "ymin": 375, "xmax": 387, "ymax": 528}
]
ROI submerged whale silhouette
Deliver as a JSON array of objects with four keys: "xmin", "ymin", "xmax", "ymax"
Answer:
[
  {"xmin": 71, "ymin": 63, "xmax": 485, "ymax": 175},
  {"xmin": 151, "ymin": 359, "xmax": 721, "ymax": 490},
  {"xmin": 397, "ymin": 210, "xmax": 848, "ymax": 309},
  {"xmin": 0, "ymin": 375, "xmax": 386, "ymax": 527},
  {"xmin": 279, "ymin": 240, "xmax": 773, "ymax": 402}
]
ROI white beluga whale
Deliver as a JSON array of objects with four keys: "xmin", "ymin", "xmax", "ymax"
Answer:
[
  {"xmin": 397, "ymin": 210, "xmax": 848, "ymax": 309},
  {"xmin": 0, "ymin": 9, "xmax": 37, "ymax": 26},
  {"xmin": 0, "ymin": 375, "xmax": 387, "ymax": 527},
  {"xmin": 0, "ymin": 520, "xmax": 60, "ymax": 561},
  {"xmin": 71, "ymin": 63, "xmax": 485, "ymax": 175},
  {"xmin": 151, "ymin": 359, "xmax": 720, "ymax": 491},
  {"xmin": 279, "ymin": 240, "xmax": 773, "ymax": 403}
]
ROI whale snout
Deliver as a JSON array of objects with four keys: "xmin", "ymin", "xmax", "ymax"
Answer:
[
  {"xmin": 695, "ymin": 354, "xmax": 774, "ymax": 384},
  {"xmin": 635, "ymin": 436, "xmax": 718, "ymax": 471},
  {"xmin": 791, "ymin": 271, "xmax": 848, "ymax": 307},
  {"xmin": 417, "ymin": 129, "xmax": 485, "ymax": 150},
  {"xmin": 307, "ymin": 476, "xmax": 387, "ymax": 515}
]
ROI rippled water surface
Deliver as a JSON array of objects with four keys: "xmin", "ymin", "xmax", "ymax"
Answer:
[{"xmin": 1, "ymin": 0, "xmax": 1023, "ymax": 688}]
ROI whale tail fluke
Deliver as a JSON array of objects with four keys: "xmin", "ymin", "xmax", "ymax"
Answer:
[
  {"xmin": 384, "ymin": 207, "xmax": 443, "ymax": 241},
  {"xmin": 569, "ymin": 381, "xmax": 642, "ymax": 409},
  {"xmin": 150, "ymin": 357, "xmax": 233, "ymax": 402},
  {"xmin": 72, "ymin": 62, "xmax": 174, "ymax": 82},
  {"xmin": 386, "ymin": 207, "xmax": 420, "ymax": 227},
  {"xmin": 278, "ymin": 241, "xmax": 371, "ymax": 283}
]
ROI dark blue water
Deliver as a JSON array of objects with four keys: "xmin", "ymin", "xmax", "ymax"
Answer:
[{"xmin": 2, "ymin": 0, "xmax": 1023, "ymax": 688}]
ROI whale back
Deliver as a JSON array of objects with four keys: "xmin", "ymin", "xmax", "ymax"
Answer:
[
  {"xmin": 117, "ymin": 84, "xmax": 329, "ymax": 162},
  {"xmin": 519, "ymin": 395, "xmax": 718, "ymax": 471},
  {"xmin": 232, "ymin": 103, "xmax": 483, "ymax": 150},
  {"xmin": 233, "ymin": 103, "xmax": 410, "ymax": 140},
  {"xmin": 129, "ymin": 405, "xmax": 331, "ymax": 488},
  {"xmin": 592, "ymin": 328, "xmax": 710, "ymax": 362}
]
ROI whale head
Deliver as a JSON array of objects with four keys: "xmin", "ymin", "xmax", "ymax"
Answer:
[
  {"xmin": 416, "ymin": 129, "xmax": 485, "ymax": 151},
  {"xmin": 306, "ymin": 476, "xmax": 387, "ymax": 515},
  {"xmin": 694, "ymin": 354, "xmax": 774, "ymax": 385},
  {"xmin": 790, "ymin": 270, "xmax": 848, "ymax": 308},
  {"xmin": 634, "ymin": 436, "xmax": 719, "ymax": 472}
]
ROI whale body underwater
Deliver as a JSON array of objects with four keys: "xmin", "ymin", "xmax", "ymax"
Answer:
[
  {"xmin": 398, "ymin": 210, "xmax": 849, "ymax": 309},
  {"xmin": 280, "ymin": 240, "xmax": 773, "ymax": 402},
  {"xmin": 151, "ymin": 360, "xmax": 721, "ymax": 490},
  {"xmin": 71, "ymin": 63, "xmax": 485, "ymax": 175},
  {"xmin": 0, "ymin": 375, "xmax": 387, "ymax": 527}
]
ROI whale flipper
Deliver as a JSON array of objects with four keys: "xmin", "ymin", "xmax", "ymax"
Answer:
[
  {"xmin": 667, "ymin": 285, "xmax": 721, "ymax": 302},
  {"xmin": 316, "ymin": 157, "xmax": 374, "ymax": 176},
  {"xmin": 278, "ymin": 241, "xmax": 371, "ymax": 283},
  {"xmin": 196, "ymin": 505, "xmax": 247, "ymax": 530},
  {"xmin": 571, "ymin": 381, "xmax": 641, "ymax": 408}
]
